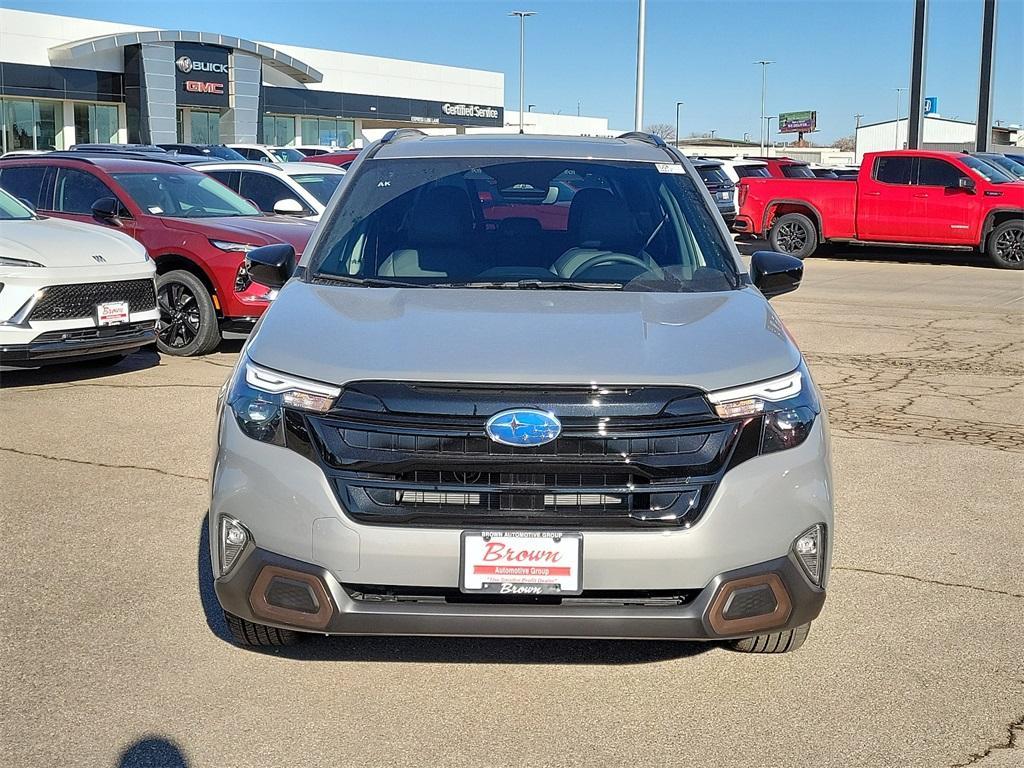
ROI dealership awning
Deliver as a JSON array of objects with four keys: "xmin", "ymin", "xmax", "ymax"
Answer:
[{"xmin": 49, "ymin": 30, "xmax": 323, "ymax": 84}]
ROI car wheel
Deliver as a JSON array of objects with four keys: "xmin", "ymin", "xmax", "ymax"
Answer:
[
  {"xmin": 986, "ymin": 220, "xmax": 1024, "ymax": 270},
  {"xmin": 224, "ymin": 611, "xmax": 300, "ymax": 647},
  {"xmin": 730, "ymin": 622, "xmax": 811, "ymax": 653},
  {"xmin": 769, "ymin": 213, "xmax": 818, "ymax": 259},
  {"xmin": 156, "ymin": 270, "xmax": 222, "ymax": 356}
]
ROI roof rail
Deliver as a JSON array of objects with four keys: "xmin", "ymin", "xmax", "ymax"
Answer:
[
  {"xmin": 379, "ymin": 128, "xmax": 427, "ymax": 145},
  {"xmin": 44, "ymin": 151, "xmax": 187, "ymax": 165},
  {"xmin": 616, "ymin": 131, "xmax": 667, "ymax": 148}
]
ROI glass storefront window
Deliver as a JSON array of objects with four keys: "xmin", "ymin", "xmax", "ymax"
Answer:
[
  {"xmin": 73, "ymin": 103, "xmax": 119, "ymax": 144},
  {"xmin": 263, "ymin": 115, "xmax": 295, "ymax": 146},
  {"xmin": 300, "ymin": 117, "xmax": 355, "ymax": 148},
  {"xmin": 1, "ymin": 99, "xmax": 61, "ymax": 153},
  {"xmin": 190, "ymin": 110, "xmax": 221, "ymax": 144}
]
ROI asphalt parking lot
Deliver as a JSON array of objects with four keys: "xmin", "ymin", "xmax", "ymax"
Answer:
[{"xmin": 2, "ymin": 248, "xmax": 1022, "ymax": 768}]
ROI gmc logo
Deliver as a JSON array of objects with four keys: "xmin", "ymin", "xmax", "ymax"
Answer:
[{"xmin": 185, "ymin": 81, "xmax": 224, "ymax": 95}]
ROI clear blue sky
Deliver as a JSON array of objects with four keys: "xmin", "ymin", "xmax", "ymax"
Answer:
[{"xmin": 7, "ymin": 0, "xmax": 1023, "ymax": 142}]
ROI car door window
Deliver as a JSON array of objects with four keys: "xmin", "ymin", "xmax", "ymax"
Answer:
[
  {"xmin": 0, "ymin": 165, "xmax": 48, "ymax": 209},
  {"xmin": 916, "ymin": 158, "xmax": 965, "ymax": 188},
  {"xmin": 206, "ymin": 170, "xmax": 240, "ymax": 194},
  {"xmin": 239, "ymin": 171, "xmax": 308, "ymax": 214},
  {"xmin": 54, "ymin": 168, "xmax": 118, "ymax": 214},
  {"xmin": 874, "ymin": 157, "xmax": 913, "ymax": 185}
]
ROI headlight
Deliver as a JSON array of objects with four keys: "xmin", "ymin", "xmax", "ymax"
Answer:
[
  {"xmin": 227, "ymin": 357, "xmax": 341, "ymax": 445},
  {"xmin": 707, "ymin": 360, "xmax": 820, "ymax": 454},
  {"xmin": 210, "ymin": 240, "xmax": 257, "ymax": 253},
  {"xmin": 0, "ymin": 256, "xmax": 44, "ymax": 267}
]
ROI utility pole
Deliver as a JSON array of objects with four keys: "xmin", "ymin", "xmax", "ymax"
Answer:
[
  {"xmin": 894, "ymin": 87, "xmax": 907, "ymax": 149},
  {"xmin": 509, "ymin": 11, "xmax": 536, "ymax": 134},
  {"xmin": 755, "ymin": 60, "xmax": 774, "ymax": 154},
  {"xmin": 765, "ymin": 116, "xmax": 776, "ymax": 152},
  {"xmin": 976, "ymin": 0, "xmax": 997, "ymax": 151},
  {"xmin": 907, "ymin": 0, "xmax": 929, "ymax": 148},
  {"xmin": 634, "ymin": 0, "xmax": 646, "ymax": 131},
  {"xmin": 675, "ymin": 101, "xmax": 684, "ymax": 148},
  {"xmin": 854, "ymin": 113, "xmax": 864, "ymax": 158}
]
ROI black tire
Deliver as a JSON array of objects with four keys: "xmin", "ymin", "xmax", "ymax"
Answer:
[
  {"xmin": 224, "ymin": 611, "xmax": 300, "ymax": 647},
  {"xmin": 986, "ymin": 219, "xmax": 1024, "ymax": 270},
  {"xmin": 769, "ymin": 212, "xmax": 818, "ymax": 259},
  {"xmin": 156, "ymin": 270, "xmax": 221, "ymax": 356},
  {"xmin": 730, "ymin": 622, "xmax": 811, "ymax": 653}
]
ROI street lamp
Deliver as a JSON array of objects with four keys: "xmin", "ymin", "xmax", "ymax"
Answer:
[
  {"xmin": 675, "ymin": 101, "xmax": 684, "ymax": 148},
  {"xmin": 765, "ymin": 116, "xmax": 776, "ymax": 153},
  {"xmin": 509, "ymin": 11, "xmax": 537, "ymax": 134},
  {"xmin": 755, "ymin": 60, "xmax": 774, "ymax": 153},
  {"xmin": 634, "ymin": 0, "xmax": 647, "ymax": 131},
  {"xmin": 894, "ymin": 87, "xmax": 907, "ymax": 149}
]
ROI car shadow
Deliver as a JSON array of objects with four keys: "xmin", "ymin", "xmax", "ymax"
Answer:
[
  {"xmin": 733, "ymin": 236, "xmax": 994, "ymax": 268},
  {"xmin": 116, "ymin": 736, "xmax": 189, "ymax": 768},
  {"xmin": 0, "ymin": 348, "xmax": 160, "ymax": 388},
  {"xmin": 196, "ymin": 513, "xmax": 714, "ymax": 664}
]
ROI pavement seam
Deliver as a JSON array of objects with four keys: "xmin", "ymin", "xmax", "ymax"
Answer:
[
  {"xmin": 0, "ymin": 446, "xmax": 207, "ymax": 482},
  {"xmin": 951, "ymin": 714, "xmax": 1023, "ymax": 766},
  {"xmin": 834, "ymin": 566, "xmax": 1024, "ymax": 599}
]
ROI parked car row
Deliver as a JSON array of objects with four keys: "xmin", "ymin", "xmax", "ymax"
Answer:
[{"xmin": 734, "ymin": 149, "xmax": 1024, "ymax": 269}]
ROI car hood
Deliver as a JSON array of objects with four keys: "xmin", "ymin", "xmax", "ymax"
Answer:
[
  {"xmin": 161, "ymin": 216, "xmax": 316, "ymax": 252},
  {"xmin": 0, "ymin": 216, "xmax": 147, "ymax": 267},
  {"xmin": 246, "ymin": 284, "xmax": 802, "ymax": 392}
]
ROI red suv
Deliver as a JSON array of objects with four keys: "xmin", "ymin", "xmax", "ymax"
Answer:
[{"xmin": 0, "ymin": 154, "xmax": 315, "ymax": 356}]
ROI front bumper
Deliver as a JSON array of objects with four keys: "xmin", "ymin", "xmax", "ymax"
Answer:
[
  {"xmin": 215, "ymin": 545, "xmax": 825, "ymax": 640},
  {"xmin": 0, "ymin": 320, "xmax": 156, "ymax": 366}
]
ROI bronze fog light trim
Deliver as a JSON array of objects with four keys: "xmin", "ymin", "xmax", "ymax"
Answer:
[
  {"xmin": 250, "ymin": 565, "xmax": 334, "ymax": 630},
  {"xmin": 707, "ymin": 573, "xmax": 792, "ymax": 635}
]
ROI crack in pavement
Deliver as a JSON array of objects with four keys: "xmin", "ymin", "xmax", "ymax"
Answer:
[
  {"xmin": 951, "ymin": 714, "xmax": 1023, "ymax": 767},
  {"xmin": 0, "ymin": 446, "xmax": 207, "ymax": 482},
  {"xmin": 834, "ymin": 566, "xmax": 1024, "ymax": 599}
]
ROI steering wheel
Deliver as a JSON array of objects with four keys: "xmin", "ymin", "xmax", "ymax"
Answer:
[
  {"xmin": 567, "ymin": 252, "xmax": 654, "ymax": 279},
  {"xmin": 183, "ymin": 206, "xmax": 209, "ymax": 218}
]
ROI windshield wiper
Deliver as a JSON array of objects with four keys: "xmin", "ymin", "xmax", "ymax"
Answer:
[
  {"xmin": 429, "ymin": 279, "xmax": 624, "ymax": 291},
  {"xmin": 311, "ymin": 274, "xmax": 425, "ymax": 288}
]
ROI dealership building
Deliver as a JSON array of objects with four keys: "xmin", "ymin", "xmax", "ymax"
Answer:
[{"xmin": 0, "ymin": 8, "xmax": 613, "ymax": 153}]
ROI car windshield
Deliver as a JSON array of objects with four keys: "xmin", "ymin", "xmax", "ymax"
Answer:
[
  {"xmin": 291, "ymin": 172, "xmax": 345, "ymax": 205},
  {"xmin": 271, "ymin": 148, "xmax": 305, "ymax": 163},
  {"xmin": 979, "ymin": 155, "xmax": 1024, "ymax": 179},
  {"xmin": 112, "ymin": 171, "xmax": 261, "ymax": 218},
  {"xmin": 0, "ymin": 188, "xmax": 35, "ymax": 220},
  {"xmin": 206, "ymin": 146, "xmax": 246, "ymax": 161},
  {"xmin": 311, "ymin": 157, "xmax": 740, "ymax": 292},
  {"xmin": 961, "ymin": 155, "xmax": 1016, "ymax": 184}
]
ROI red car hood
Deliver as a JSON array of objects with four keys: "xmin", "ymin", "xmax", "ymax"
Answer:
[{"xmin": 162, "ymin": 216, "xmax": 316, "ymax": 252}]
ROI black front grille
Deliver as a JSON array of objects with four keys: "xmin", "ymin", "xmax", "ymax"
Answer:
[
  {"xmin": 342, "ymin": 583, "xmax": 700, "ymax": 607},
  {"xmin": 30, "ymin": 279, "xmax": 157, "ymax": 321},
  {"xmin": 30, "ymin": 321, "xmax": 156, "ymax": 344},
  {"xmin": 292, "ymin": 381, "xmax": 761, "ymax": 529}
]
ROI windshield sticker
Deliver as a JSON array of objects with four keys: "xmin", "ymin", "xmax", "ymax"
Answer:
[
  {"xmin": 148, "ymin": 206, "xmax": 163, "ymax": 214},
  {"xmin": 656, "ymin": 163, "xmax": 686, "ymax": 174}
]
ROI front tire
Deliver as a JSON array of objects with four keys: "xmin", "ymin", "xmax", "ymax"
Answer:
[
  {"xmin": 224, "ymin": 611, "xmax": 300, "ymax": 647},
  {"xmin": 769, "ymin": 212, "xmax": 818, "ymax": 259},
  {"xmin": 156, "ymin": 270, "xmax": 221, "ymax": 356},
  {"xmin": 730, "ymin": 622, "xmax": 811, "ymax": 653},
  {"xmin": 986, "ymin": 220, "xmax": 1024, "ymax": 270}
]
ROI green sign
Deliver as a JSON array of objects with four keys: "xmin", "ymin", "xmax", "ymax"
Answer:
[{"xmin": 779, "ymin": 110, "xmax": 817, "ymax": 134}]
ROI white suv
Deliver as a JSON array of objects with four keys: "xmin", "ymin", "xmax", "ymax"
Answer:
[
  {"xmin": 199, "ymin": 162, "xmax": 346, "ymax": 221},
  {"xmin": 0, "ymin": 188, "xmax": 158, "ymax": 368}
]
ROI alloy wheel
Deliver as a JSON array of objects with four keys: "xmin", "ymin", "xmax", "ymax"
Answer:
[
  {"xmin": 157, "ymin": 280, "xmax": 201, "ymax": 349},
  {"xmin": 994, "ymin": 226, "xmax": 1024, "ymax": 266},
  {"xmin": 776, "ymin": 222, "xmax": 808, "ymax": 254}
]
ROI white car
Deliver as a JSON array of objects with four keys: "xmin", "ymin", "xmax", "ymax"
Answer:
[
  {"xmin": 712, "ymin": 159, "xmax": 771, "ymax": 215},
  {"xmin": 227, "ymin": 144, "xmax": 306, "ymax": 164},
  {"xmin": 0, "ymin": 189, "xmax": 158, "ymax": 369},
  {"xmin": 198, "ymin": 161, "xmax": 346, "ymax": 221}
]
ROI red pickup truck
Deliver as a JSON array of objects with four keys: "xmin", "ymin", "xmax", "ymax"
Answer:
[{"xmin": 736, "ymin": 150, "xmax": 1024, "ymax": 269}]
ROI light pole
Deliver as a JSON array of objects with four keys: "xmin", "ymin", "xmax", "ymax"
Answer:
[
  {"xmin": 765, "ymin": 116, "xmax": 776, "ymax": 153},
  {"xmin": 634, "ymin": 0, "xmax": 647, "ymax": 131},
  {"xmin": 755, "ymin": 60, "xmax": 774, "ymax": 154},
  {"xmin": 894, "ymin": 87, "xmax": 907, "ymax": 149},
  {"xmin": 509, "ymin": 11, "xmax": 536, "ymax": 134},
  {"xmin": 675, "ymin": 101, "xmax": 683, "ymax": 147}
]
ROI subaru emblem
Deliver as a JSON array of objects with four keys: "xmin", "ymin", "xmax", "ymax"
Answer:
[{"xmin": 485, "ymin": 409, "xmax": 562, "ymax": 447}]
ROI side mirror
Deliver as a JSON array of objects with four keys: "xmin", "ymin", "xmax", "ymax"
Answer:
[
  {"xmin": 956, "ymin": 176, "xmax": 976, "ymax": 193},
  {"xmin": 246, "ymin": 243, "xmax": 295, "ymax": 290},
  {"xmin": 750, "ymin": 250, "xmax": 803, "ymax": 300},
  {"xmin": 92, "ymin": 196, "xmax": 123, "ymax": 225},
  {"xmin": 273, "ymin": 198, "xmax": 305, "ymax": 216}
]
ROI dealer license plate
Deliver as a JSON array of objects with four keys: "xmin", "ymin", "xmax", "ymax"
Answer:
[
  {"xmin": 96, "ymin": 301, "xmax": 130, "ymax": 326},
  {"xmin": 460, "ymin": 531, "xmax": 583, "ymax": 595}
]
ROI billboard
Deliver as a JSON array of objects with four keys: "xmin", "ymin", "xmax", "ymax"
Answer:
[
  {"xmin": 924, "ymin": 97, "xmax": 938, "ymax": 115},
  {"xmin": 778, "ymin": 110, "xmax": 817, "ymax": 134}
]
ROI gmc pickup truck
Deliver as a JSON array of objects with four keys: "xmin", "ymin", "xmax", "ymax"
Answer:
[{"xmin": 735, "ymin": 150, "xmax": 1024, "ymax": 269}]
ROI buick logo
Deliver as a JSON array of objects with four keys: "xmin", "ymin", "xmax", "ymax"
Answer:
[
  {"xmin": 176, "ymin": 56, "xmax": 227, "ymax": 74},
  {"xmin": 175, "ymin": 56, "xmax": 194, "ymax": 73},
  {"xmin": 485, "ymin": 409, "xmax": 561, "ymax": 447}
]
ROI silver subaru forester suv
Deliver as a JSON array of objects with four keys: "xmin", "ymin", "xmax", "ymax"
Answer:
[{"xmin": 210, "ymin": 131, "xmax": 832, "ymax": 653}]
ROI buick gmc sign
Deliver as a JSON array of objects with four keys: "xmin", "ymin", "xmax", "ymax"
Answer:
[{"xmin": 174, "ymin": 43, "xmax": 230, "ymax": 108}]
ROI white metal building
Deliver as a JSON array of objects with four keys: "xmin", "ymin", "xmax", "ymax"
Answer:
[{"xmin": 855, "ymin": 116, "xmax": 1024, "ymax": 162}]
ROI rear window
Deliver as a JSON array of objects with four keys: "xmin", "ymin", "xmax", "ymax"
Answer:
[
  {"xmin": 735, "ymin": 165, "xmax": 770, "ymax": 178},
  {"xmin": 781, "ymin": 164, "xmax": 815, "ymax": 179},
  {"xmin": 696, "ymin": 166, "xmax": 730, "ymax": 185},
  {"xmin": 311, "ymin": 157, "xmax": 739, "ymax": 293}
]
